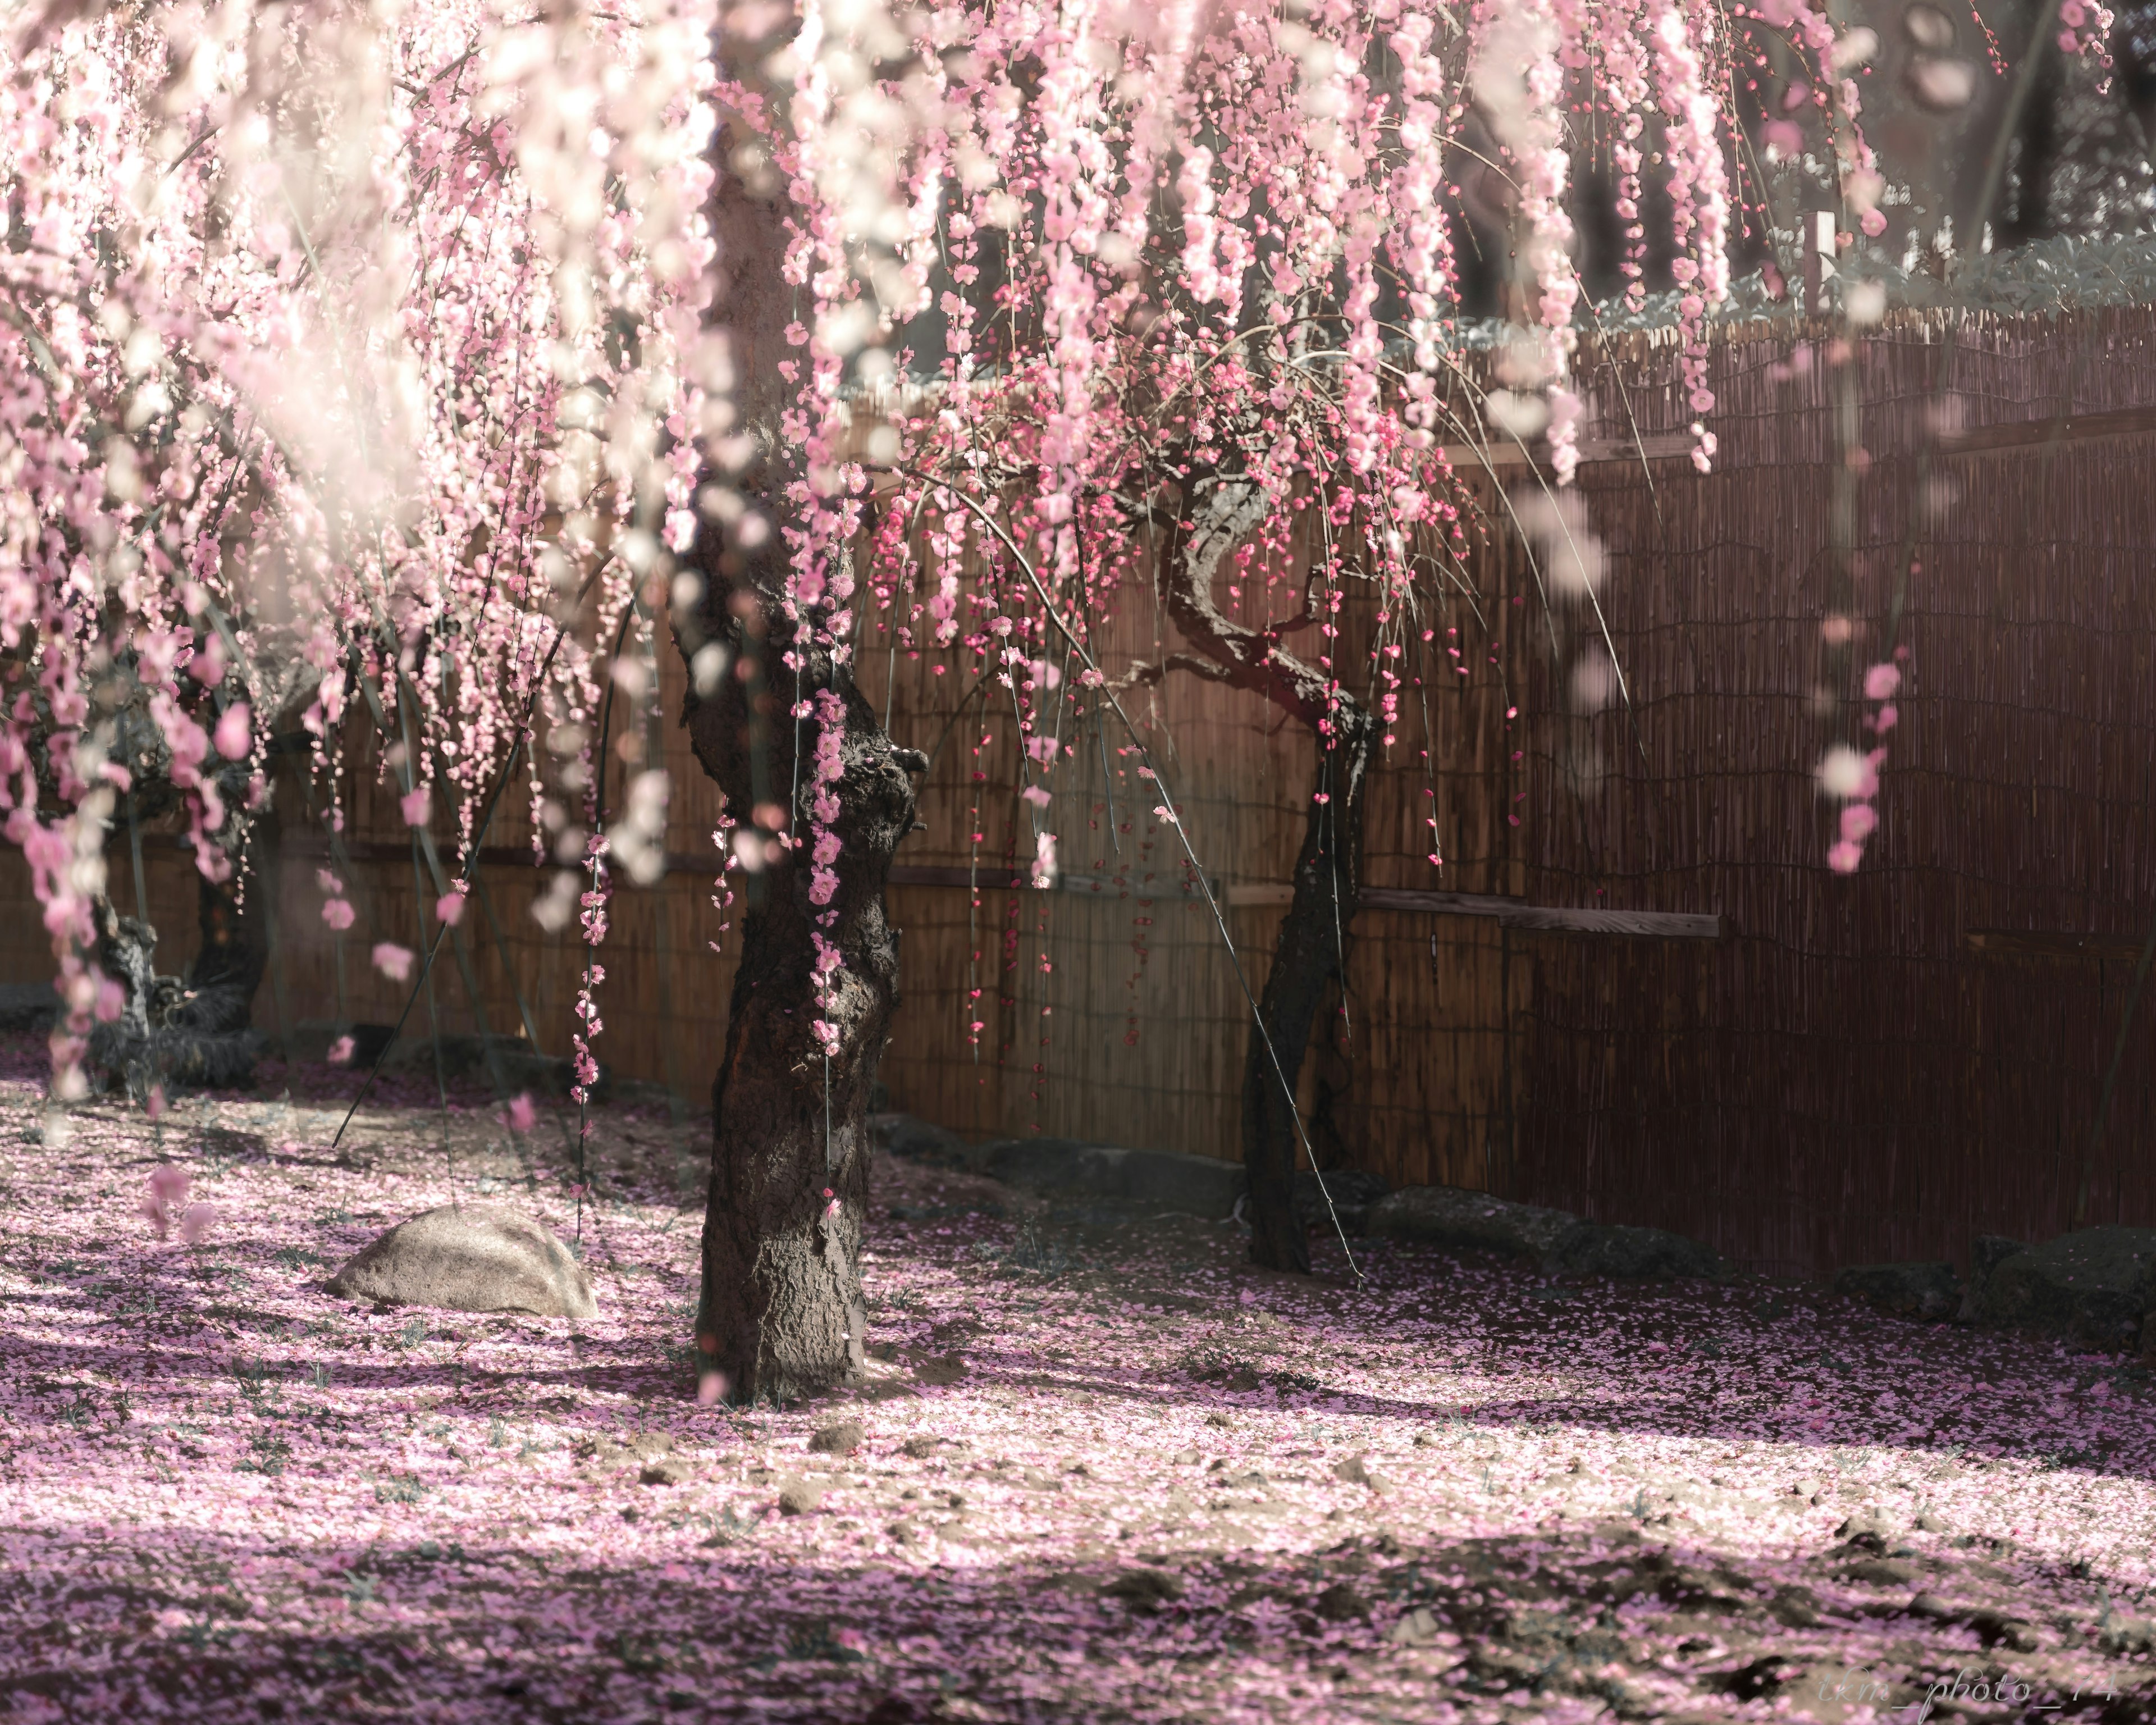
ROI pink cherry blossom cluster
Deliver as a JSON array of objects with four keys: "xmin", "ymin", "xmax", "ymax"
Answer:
[
  {"xmin": 0, "ymin": 1, "xmax": 718, "ymax": 1096},
  {"xmin": 752, "ymin": 0, "xmax": 1770, "ymax": 927},
  {"xmin": 1651, "ymin": 0, "xmax": 1732, "ymax": 474},
  {"xmin": 139, "ymin": 1163, "xmax": 215, "ymax": 1244},
  {"xmin": 1822, "ymin": 652, "xmax": 1906, "ymax": 874},
  {"xmin": 2057, "ymin": 0, "xmax": 2116, "ymax": 58}
]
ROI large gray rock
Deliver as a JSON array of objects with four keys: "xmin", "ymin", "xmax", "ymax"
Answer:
[
  {"xmin": 1296, "ymin": 1169, "xmax": 1389, "ymax": 1236},
  {"xmin": 1547, "ymin": 1221, "xmax": 1725, "ymax": 1281},
  {"xmin": 0, "ymin": 983, "xmax": 61, "ymax": 1035},
  {"xmin": 1971, "ymin": 1225, "xmax": 2156, "ymax": 1350},
  {"xmin": 1365, "ymin": 1185, "xmax": 1581, "ymax": 1261},
  {"xmin": 382, "ymin": 1032, "xmax": 579, "ymax": 1096},
  {"xmin": 1835, "ymin": 1261, "xmax": 1961, "ymax": 1321},
  {"xmin": 977, "ymin": 1137, "xmax": 1247, "ymax": 1220},
  {"xmin": 869, "ymin": 1113, "xmax": 979, "ymax": 1171},
  {"xmin": 1367, "ymin": 1185, "xmax": 1723, "ymax": 1280},
  {"xmin": 1956, "ymin": 1235, "xmax": 2026, "ymax": 1324},
  {"xmin": 326, "ymin": 1204, "xmax": 597, "ymax": 1320}
]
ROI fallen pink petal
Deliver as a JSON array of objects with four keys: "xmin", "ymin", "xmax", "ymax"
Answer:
[
  {"xmin": 0, "ymin": 6, "xmax": 2150, "ymax": 1722},
  {"xmin": 0, "ymin": 1066, "xmax": 2150, "ymax": 1724}
]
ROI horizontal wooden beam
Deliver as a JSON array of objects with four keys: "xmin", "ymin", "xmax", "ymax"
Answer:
[
  {"xmin": 217, "ymin": 838, "xmax": 1723, "ymax": 938},
  {"xmin": 1965, "ymin": 928, "xmax": 2152, "ymax": 964},
  {"xmin": 889, "ymin": 863, "xmax": 1199, "ymax": 897},
  {"xmin": 1937, "ymin": 403, "xmax": 2156, "ymax": 458},
  {"xmin": 884, "ymin": 866, "xmax": 1720, "ymax": 938},
  {"xmin": 1439, "ymin": 404, "xmax": 2156, "ymax": 477},
  {"xmin": 1438, "ymin": 432, "xmax": 1697, "ymax": 472},
  {"xmin": 1231, "ymin": 882, "xmax": 1723, "ymax": 938}
]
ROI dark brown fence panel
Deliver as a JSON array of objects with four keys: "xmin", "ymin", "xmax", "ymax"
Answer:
[{"xmin": 3, "ymin": 305, "xmax": 2153, "ymax": 1278}]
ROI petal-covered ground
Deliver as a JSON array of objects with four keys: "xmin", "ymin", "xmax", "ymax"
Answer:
[{"xmin": 1, "ymin": 1042, "xmax": 2152, "ymax": 1723}]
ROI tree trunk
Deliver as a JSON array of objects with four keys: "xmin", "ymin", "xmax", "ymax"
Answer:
[
  {"xmin": 1153, "ymin": 473, "xmax": 1377, "ymax": 1275},
  {"xmin": 679, "ymin": 606, "xmax": 921, "ymax": 1400},
  {"xmin": 1241, "ymin": 718, "xmax": 1372, "ymax": 1274},
  {"xmin": 674, "ymin": 145, "xmax": 926, "ymax": 1402},
  {"xmin": 86, "ymin": 804, "xmax": 277, "ymax": 1094}
]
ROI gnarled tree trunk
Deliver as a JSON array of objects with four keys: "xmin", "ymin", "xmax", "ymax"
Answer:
[
  {"xmin": 1240, "ymin": 724, "xmax": 1372, "ymax": 1272},
  {"xmin": 676, "ymin": 149, "xmax": 925, "ymax": 1401},
  {"xmin": 679, "ymin": 604, "xmax": 922, "ymax": 1401},
  {"xmin": 1153, "ymin": 475, "xmax": 1376, "ymax": 1276}
]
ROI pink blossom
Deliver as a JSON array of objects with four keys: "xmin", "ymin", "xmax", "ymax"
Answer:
[
  {"xmin": 435, "ymin": 892, "xmax": 466, "ymax": 927},
  {"xmin": 372, "ymin": 943, "xmax": 415, "ymax": 983},
  {"xmin": 505, "ymin": 1092, "xmax": 538, "ymax": 1134},
  {"xmin": 1863, "ymin": 662, "xmax": 1902, "ymax": 701},
  {"xmin": 322, "ymin": 899, "xmax": 356, "ymax": 932},
  {"xmin": 326, "ymin": 1035, "xmax": 356, "ymax": 1066},
  {"xmin": 141, "ymin": 1165, "xmax": 190, "ymax": 1239},
  {"xmin": 212, "ymin": 703, "xmax": 252, "ymax": 761},
  {"xmin": 400, "ymin": 787, "xmax": 431, "ymax": 828}
]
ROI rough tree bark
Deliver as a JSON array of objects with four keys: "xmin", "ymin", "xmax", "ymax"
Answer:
[
  {"xmin": 678, "ymin": 595, "xmax": 922, "ymax": 1400},
  {"xmin": 87, "ymin": 807, "xmax": 278, "ymax": 1093},
  {"xmin": 677, "ymin": 147, "xmax": 926, "ymax": 1400},
  {"xmin": 1145, "ymin": 474, "xmax": 1376, "ymax": 1276}
]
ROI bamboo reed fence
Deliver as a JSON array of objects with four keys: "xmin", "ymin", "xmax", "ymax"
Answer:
[{"xmin": 5, "ymin": 302, "xmax": 2154, "ymax": 1279}]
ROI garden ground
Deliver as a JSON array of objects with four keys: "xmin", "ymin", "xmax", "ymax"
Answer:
[{"xmin": 0, "ymin": 1039, "xmax": 2152, "ymax": 1723}]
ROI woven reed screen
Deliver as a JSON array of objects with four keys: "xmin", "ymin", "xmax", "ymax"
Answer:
[{"xmin": 4, "ymin": 304, "xmax": 2153, "ymax": 1278}]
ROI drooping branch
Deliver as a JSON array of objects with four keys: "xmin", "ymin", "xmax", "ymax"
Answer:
[
  {"xmin": 1152, "ymin": 474, "xmax": 1347, "ymax": 737},
  {"xmin": 1146, "ymin": 468, "xmax": 1376, "ymax": 1276}
]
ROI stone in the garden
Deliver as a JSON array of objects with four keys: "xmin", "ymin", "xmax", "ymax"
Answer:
[
  {"xmin": 1970, "ymin": 1225, "xmax": 2156, "ymax": 1350},
  {"xmin": 1545, "ymin": 1221, "xmax": 1725, "ymax": 1281},
  {"xmin": 1366, "ymin": 1184, "xmax": 1723, "ymax": 1280},
  {"xmin": 1315, "ymin": 1582, "xmax": 1369, "ymax": 1622},
  {"xmin": 639, "ymin": 1458, "xmax": 694, "ymax": 1487},
  {"xmin": 1333, "ymin": 1454, "xmax": 1374, "ymax": 1487},
  {"xmin": 777, "ymin": 1477, "xmax": 824, "ymax": 1516},
  {"xmin": 324, "ymin": 1204, "xmax": 597, "ymax": 1320},
  {"xmin": 913, "ymin": 1354, "xmax": 966, "ymax": 1386},
  {"xmin": 1834, "ymin": 1261, "xmax": 1961, "ymax": 1321},
  {"xmin": 979, "ymin": 1137, "xmax": 1246, "ymax": 1220},
  {"xmin": 900, "ymin": 1435, "xmax": 950, "ymax": 1458},
  {"xmin": 0, "ymin": 982, "xmax": 61, "ymax": 1034},
  {"xmin": 1840, "ymin": 1557, "xmax": 1916, "ymax": 1587},
  {"xmin": 869, "ymin": 1113, "xmax": 977, "ymax": 1171},
  {"xmin": 1365, "ymin": 1184, "xmax": 1581, "ymax": 1261},
  {"xmin": 1388, "ymin": 1607, "xmax": 1439, "ymax": 1647},
  {"xmin": 1102, "ymin": 1569, "xmax": 1181, "ymax": 1612},
  {"xmin": 809, "ymin": 1420, "xmax": 864, "ymax": 1457},
  {"xmin": 1956, "ymin": 1234, "xmax": 2027, "ymax": 1322},
  {"xmin": 1294, "ymin": 1168, "xmax": 1389, "ymax": 1236},
  {"xmin": 1967, "ymin": 1610, "xmax": 2039, "ymax": 1653}
]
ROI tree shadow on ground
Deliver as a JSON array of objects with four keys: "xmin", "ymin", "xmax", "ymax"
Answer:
[{"xmin": 2, "ymin": 1509, "xmax": 2150, "ymax": 1724}]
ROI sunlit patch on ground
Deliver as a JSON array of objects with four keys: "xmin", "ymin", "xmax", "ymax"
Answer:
[{"xmin": 0, "ymin": 1043, "xmax": 2151, "ymax": 1722}]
